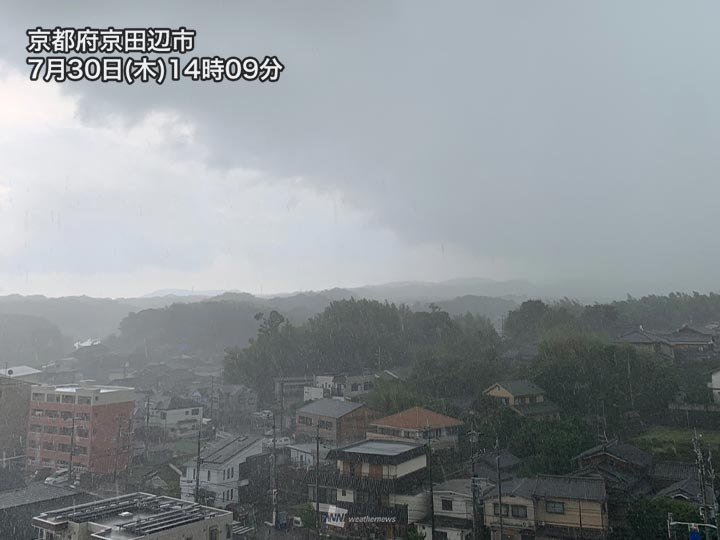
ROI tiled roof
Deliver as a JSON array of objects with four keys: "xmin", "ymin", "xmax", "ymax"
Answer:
[
  {"xmin": 371, "ymin": 407, "xmax": 463, "ymax": 430},
  {"xmin": 575, "ymin": 440, "xmax": 653, "ymax": 469},
  {"xmin": 483, "ymin": 475, "xmax": 606, "ymax": 502},
  {"xmin": 486, "ymin": 380, "xmax": 545, "ymax": 397}
]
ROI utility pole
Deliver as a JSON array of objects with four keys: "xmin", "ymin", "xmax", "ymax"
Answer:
[
  {"xmin": 709, "ymin": 450, "xmax": 719, "ymax": 535},
  {"xmin": 144, "ymin": 394, "xmax": 150, "ymax": 462},
  {"xmin": 68, "ymin": 413, "xmax": 76, "ymax": 484},
  {"xmin": 194, "ymin": 422, "xmax": 202, "ymax": 503},
  {"xmin": 209, "ymin": 376, "xmax": 215, "ymax": 428},
  {"xmin": 694, "ymin": 431, "xmax": 710, "ymax": 538},
  {"xmin": 114, "ymin": 416, "xmax": 122, "ymax": 483},
  {"xmin": 469, "ymin": 428, "xmax": 479, "ymax": 540},
  {"xmin": 279, "ymin": 381, "xmax": 284, "ymax": 438},
  {"xmin": 496, "ymin": 438, "xmax": 503, "ymax": 540},
  {"xmin": 425, "ymin": 427, "xmax": 435, "ymax": 540},
  {"xmin": 272, "ymin": 411, "xmax": 278, "ymax": 527},
  {"xmin": 315, "ymin": 422, "xmax": 320, "ymax": 533}
]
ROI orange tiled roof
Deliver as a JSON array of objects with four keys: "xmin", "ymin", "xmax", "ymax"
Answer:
[{"xmin": 371, "ymin": 407, "xmax": 463, "ymax": 430}]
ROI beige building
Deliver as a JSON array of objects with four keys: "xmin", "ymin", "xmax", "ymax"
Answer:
[
  {"xmin": 484, "ymin": 380, "xmax": 560, "ymax": 420},
  {"xmin": 483, "ymin": 476, "xmax": 608, "ymax": 539}
]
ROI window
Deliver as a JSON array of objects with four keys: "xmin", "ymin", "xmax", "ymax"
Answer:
[
  {"xmin": 185, "ymin": 410, "xmax": 189, "ymax": 415},
  {"xmin": 441, "ymin": 498, "xmax": 453, "ymax": 511},
  {"xmin": 298, "ymin": 415, "xmax": 312, "ymax": 425},
  {"xmin": 318, "ymin": 420, "xmax": 333, "ymax": 430},
  {"xmin": 77, "ymin": 396, "xmax": 91, "ymax": 405},
  {"xmin": 493, "ymin": 503, "xmax": 509, "ymax": 516},
  {"xmin": 191, "ymin": 408, "xmax": 199, "ymax": 415},
  {"xmin": 511, "ymin": 505, "xmax": 527, "ymax": 518},
  {"xmin": 160, "ymin": 412, "xmax": 167, "ymax": 420},
  {"xmin": 207, "ymin": 470, "xmax": 211, "ymax": 481},
  {"xmin": 351, "ymin": 383, "xmax": 360, "ymax": 391},
  {"xmin": 546, "ymin": 501, "xmax": 565, "ymax": 514},
  {"xmin": 434, "ymin": 532, "xmax": 448, "ymax": 540}
]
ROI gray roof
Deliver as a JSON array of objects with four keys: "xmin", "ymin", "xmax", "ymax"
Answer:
[
  {"xmin": 613, "ymin": 329, "xmax": 669, "ymax": 345},
  {"xmin": 0, "ymin": 483, "xmax": 82, "ymax": 510},
  {"xmin": 297, "ymin": 398, "xmax": 364, "ymax": 418},
  {"xmin": 575, "ymin": 440, "xmax": 653, "ymax": 469},
  {"xmin": 488, "ymin": 380, "xmax": 545, "ymax": 396},
  {"xmin": 655, "ymin": 476, "xmax": 714, "ymax": 504},
  {"xmin": 484, "ymin": 475, "xmax": 606, "ymax": 502},
  {"xmin": 533, "ymin": 475, "xmax": 606, "ymax": 501},
  {"xmin": 435, "ymin": 478, "xmax": 472, "ymax": 497},
  {"xmin": 195, "ymin": 435, "xmax": 262, "ymax": 466}
]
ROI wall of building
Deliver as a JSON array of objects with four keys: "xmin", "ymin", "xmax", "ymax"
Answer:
[
  {"xmin": 534, "ymin": 497, "xmax": 606, "ymax": 531},
  {"xmin": 0, "ymin": 377, "xmax": 30, "ymax": 459}
]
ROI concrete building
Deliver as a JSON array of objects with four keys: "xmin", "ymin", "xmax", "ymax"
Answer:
[
  {"xmin": 26, "ymin": 384, "xmax": 134, "ymax": 476},
  {"xmin": 32, "ymin": 492, "xmax": 232, "ymax": 540},
  {"xmin": 181, "ymin": 435, "xmax": 264, "ymax": 508},
  {"xmin": 0, "ymin": 375, "xmax": 32, "ymax": 465},
  {"xmin": 417, "ymin": 478, "xmax": 474, "ymax": 540},
  {"xmin": 149, "ymin": 395, "xmax": 203, "ymax": 439},
  {"xmin": 306, "ymin": 439, "xmax": 429, "ymax": 537},
  {"xmin": 295, "ymin": 398, "xmax": 375, "ymax": 446},
  {"xmin": 367, "ymin": 407, "xmax": 464, "ymax": 450}
]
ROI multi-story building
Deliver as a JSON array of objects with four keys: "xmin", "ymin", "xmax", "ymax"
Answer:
[
  {"xmin": 181, "ymin": 435, "xmax": 264, "ymax": 508},
  {"xmin": 149, "ymin": 394, "xmax": 203, "ymax": 439},
  {"xmin": 32, "ymin": 492, "xmax": 233, "ymax": 540},
  {"xmin": 367, "ymin": 407, "xmax": 464, "ymax": 450},
  {"xmin": 296, "ymin": 398, "xmax": 375, "ymax": 446},
  {"xmin": 0, "ymin": 375, "xmax": 32, "ymax": 466},
  {"xmin": 417, "ymin": 478, "xmax": 474, "ymax": 540},
  {"xmin": 306, "ymin": 439, "xmax": 430, "ymax": 537},
  {"xmin": 483, "ymin": 476, "xmax": 609, "ymax": 540},
  {"xmin": 26, "ymin": 384, "xmax": 134, "ymax": 476}
]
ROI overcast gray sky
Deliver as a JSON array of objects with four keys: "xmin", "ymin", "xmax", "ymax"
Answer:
[{"xmin": 1, "ymin": 1, "xmax": 719, "ymax": 298}]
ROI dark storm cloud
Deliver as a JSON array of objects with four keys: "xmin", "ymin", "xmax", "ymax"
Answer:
[{"xmin": 2, "ymin": 1, "xmax": 720, "ymax": 295}]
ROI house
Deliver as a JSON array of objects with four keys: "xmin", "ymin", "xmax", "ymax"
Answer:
[
  {"xmin": 483, "ymin": 475, "xmax": 609, "ymax": 540},
  {"xmin": 367, "ymin": 407, "xmax": 464, "ymax": 449},
  {"xmin": 0, "ymin": 483, "xmax": 96, "ymax": 540},
  {"xmin": 473, "ymin": 451, "xmax": 523, "ymax": 485},
  {"xmin": 181, "ymin": 435, "xmax": 264, "ymax": 508},
  {"xmin": 0, "ymin": 375, "xmax": 31, "ymax": 465},
  {"xmin": 149, "ymin": 394, "xmax": 203, "ymax": 439},
  {"xmin": 27, "ymin": 384, "xmax": 135, "ymax": 476},
  {"xmin": 287, "ymin": 442, "xmax": 333, "ymax": 469},
  {"xmin": 305, "ymin": 439, "xmax": 430, "ymax": 537},
  {"xmin": 32, "ymin": 492, "xmax": 232, "ymax": 540},
  {"xmin": 614, "ymin": 325, "xmax": 717, "ymax": 361},
  {"xmin": 572, "ymin": 440, "xmax": 710, "ymax": 531},
  {"xmin": 483, "ymin": 380, "xmax": 560, "ymax": 420},
  {"xmin": 655, "ymin": 476, "xmax": 716, "ymax": 511},
  {"xmin": 662, "ymin": 326, "xmax": 716, "ymax": 359},
  {"xmin": 295, "ymin": 398, "xmax": 375, "ymax": 445},
  {"xmin": 417, "ymin": 478, "xmax": 474, "ymax": 540},
  {"xmin": 613, "ymin": 329, "xmax": 675, "ymax": 358},
  {"xmin": 304, "ymin": 373, "xmax": 378, "ymax": 402}
]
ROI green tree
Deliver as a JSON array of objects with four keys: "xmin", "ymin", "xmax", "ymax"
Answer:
[{"xmin": 626, "ymin": 497, "xmax": 702, "ymax": 539}]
